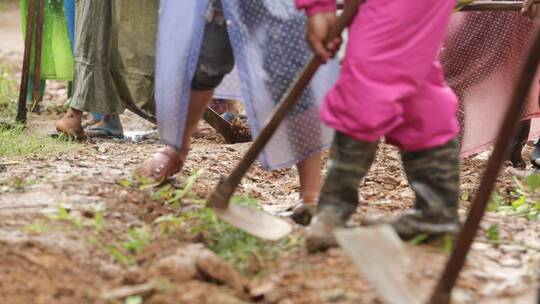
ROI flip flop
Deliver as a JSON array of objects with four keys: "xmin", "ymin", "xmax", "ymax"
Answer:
[
  {"xmin": 133, "ymin": 147, "xmax": 184, "ymax": 185},
  {"xmin": 279, "ymin": 200, "xmax": 317, "ymax": 226},
  {"xmin": 85, "ymin": 125, "xmax": 124, "ymax": 139},
  {"xmin": 82, "ymin": 113, "xmax": 103, "ymax": 128}
]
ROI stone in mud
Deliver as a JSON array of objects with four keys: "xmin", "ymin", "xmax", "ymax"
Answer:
[
  {"xmin": 194, "ymin": 246, "xmax": 246, "ymax": 293},
  {"xmin": 153, "ymin": 255, "xmax": 198, "ymax": 282},
  {"xmin": 151, "ymin": 244, "xmax": 246, "ymax": 292}
]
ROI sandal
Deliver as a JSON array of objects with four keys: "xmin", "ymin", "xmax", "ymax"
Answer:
[
  {"xmin": 82, "ymin": 112, "xmax": 103, "ymax": 128},
  {"xmin": 85, "ymin": 125, "xmax": 124, "ymax": 139},
  {"xmin": 280, "ymin": 200, "xmax": 317, "ymax": 226},
  {"xmin": 133, "ymin": 147, "xmax": 184, "ymax": 185}
]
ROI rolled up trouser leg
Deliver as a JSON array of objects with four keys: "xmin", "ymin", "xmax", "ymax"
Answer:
[
  {"xmin": 392, "ymin": 139, "xmax": 460, "ymax": 239},
  {"xmin": 307, "ymin": 132, "xmax": 378, "ymax": 251}
]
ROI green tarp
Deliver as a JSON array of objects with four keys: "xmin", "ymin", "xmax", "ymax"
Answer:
[{"xmin": 20, "ymin": 0, "xmax": 74, "ymax": 80}]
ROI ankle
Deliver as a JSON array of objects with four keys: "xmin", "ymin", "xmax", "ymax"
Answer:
[{"xmin": 300, "ymin": 194, "xmax": 318, "ymax": 204}]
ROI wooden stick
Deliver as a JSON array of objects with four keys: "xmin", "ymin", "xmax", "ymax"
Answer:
[
  {"xmin": 30, "ymin": 0, "xmax": 45, "ymax": 111},
  {"xmin": 459, "ymin": 0, "xmax": 540, "ymax": 11},
  {"xmin": 429, "ymin": 27, "xmax": 540, "ymax": 304},
  {"xmin": 16, "ymin": 0, "xmax": 38, "ymax": 123},
  {"xmin": 336, "ymin": 0, "xmax": 540, "ymax": 11}
]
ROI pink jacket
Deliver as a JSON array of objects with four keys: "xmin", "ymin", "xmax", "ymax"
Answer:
[
  {"xmin": 295, "ymin": 0, "xmax": 337, "ymax": 16},
  {"xmin": 295, "ymin": 0, "xmax": 459, "ymax": 151}
]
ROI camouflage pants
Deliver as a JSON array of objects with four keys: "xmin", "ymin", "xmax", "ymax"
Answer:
[{"xmin": 318, "ymin": 132, "xmax": 459, "ymax": 222}]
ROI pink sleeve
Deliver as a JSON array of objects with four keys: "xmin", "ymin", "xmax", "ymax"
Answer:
[{"xmin": 295, "ymin": 0, "xmax": 336, "ymax": 16}]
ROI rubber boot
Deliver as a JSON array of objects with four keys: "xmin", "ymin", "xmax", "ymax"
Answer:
[
  {"xmin": 306, "ymin": 132, "xmax": 378, "ymax": 252},
  {"xmin": 509, "ymin": 120, "xmax": 530, "ymax": 169},
  {"xmin": 389, "ymin": 139, "xmax": 461, "ymax": 239}
]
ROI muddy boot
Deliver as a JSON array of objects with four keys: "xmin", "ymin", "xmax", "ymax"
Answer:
[
  {"xmin": 390, "ymin": 139, "xmax": 461, "ymax": 240},
  {"xmin": 306, "ymin": 205, "xmax": 347, "ymax": 252},
  {"xmin": 306, "ymin": 133, "xmax": 378, "ymax": 252},
  {"xmin": 509, "ymin": 120, "xmax": 530, "ymax": 169}
]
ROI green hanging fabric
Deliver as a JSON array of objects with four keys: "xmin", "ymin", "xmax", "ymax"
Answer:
[{"xmin": 20, "ymin": 0, "xmax": 74, "ymax": 80}]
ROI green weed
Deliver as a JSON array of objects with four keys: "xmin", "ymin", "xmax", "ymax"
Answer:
[
  {"xmin": 125, "ymin": 296, "xmax": 143, "ymax": 304},
  {"xmin": 90, "ymin": 238, "xmax": 135, "ymax": 266},
  {"xmin": 409, "ymin": 233, "xmax": 429, "ymax": 245},
  {"xmin": 89, "ymin": 226, "xmax": 151, "ymax": 266},
  {"xmin": 150, "ymin": 168, "xmax": 206, "ymax": 207},
  {"xmin": 443, "ymin": 234, "xmax": 454, "ymax": 255},
  {"xmin": 153, "ymin": 215, "xmax": 183, "ymax": 236},
  {"xmin": 0, "ymin": 63, "xmax": 17, "ymax": 120},
  {"xmin": 180, "ymin": 195, "xmax": 303, "ymax": 270},
  {"xmin": 486, "ymin": 224, "xmax": 500, "ymax": 241},
  {"xmin": 488, "ymin": 173, "xmax": 540, "ymax": 221},
  {"xmin": 121, "ymin": 227, "xmax": 151, "ymax": 254},
  {"xmin": 93, "ymin": 212, "xmax": 105, "ymax": 233},
  {"xmin": 24, "ymin": 220, "xmax": 50, "ymax": 234},
  {"xmin": 48, "ymin": 205, "xmax": 70, "ymax": 221},
  {"xmin": 0, "ymin": 176, "xmax": 36, "ymax": 193},
  {"xmin": 0, "ymin": 124, "xmax": 79, "ymax": 158}
]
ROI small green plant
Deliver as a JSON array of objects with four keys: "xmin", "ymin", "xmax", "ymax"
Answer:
[
  {"xmin": 0, "ymin": 63, "xmax": 17, "ymax": 120},
  {"xmin": 89, "ymin": 238, "xmax": 135, "ymax": 265},
  {"xmin": 24, "ymin": 220, "xmax": 50, "ymax": 234},
  {"xmin": 71, "ymin": 216, "xmax": 85, "ymax": 229},
  {"xmin": 486, "ymin": 224, "xmax": 500, "ymax": 241},
  {"xmin": 148, "ymin": 168, "xmax": 206, "ymax": 207},
  {"xmin": 118, "ymin": 178, "xmax": 134, "ymax": 188},
  {"xmin": 166, "ymin": 169, "xmax": 205, "ymax": 206},
  {"xmin": 93, "ymin": 212, "xmax": 105, "ymax": 233},
  {"xmin": 154, "ymin": 215, "xmax": 183, "ymax": 236},
  {"xmin": 89, "ymin": 226, "xmax": 151, "ymax": 266},
  {"xmin": 409, "ymin": 233, "xmax": 429, "ymax": 245},
  {"xmin": 488, "ymin": 174, "xmax": 540, "ymax": 221},
  {"xmin": 125, "ymin": 296, "xmax": 143, "ymax": 304},
  {"xmin": 121, "ymin": 227, "xmax": 151, "ymax": 254},
  {"xmin": 180, "ymin": 195, "xmax": 303, "ymax": 269},
  {"xmin": 443, "ymin": 234, "xmax": 454, "ymax": 255},
  {"xmin": 49, "ymin": 205, "xmax": 70, "ymax": 221},
  {"xmin": 0, "ymin": 176, "xmax": 36, "ymax": 193}
]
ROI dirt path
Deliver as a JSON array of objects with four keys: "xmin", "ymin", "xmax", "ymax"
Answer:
[{"xmin": 0, "ymin": 6, "xmax": 538, "ymax": 304}]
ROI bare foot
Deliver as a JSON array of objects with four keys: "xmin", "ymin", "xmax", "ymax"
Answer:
[{"xmin": 55, "ymin": 108, "xmax": 84, "ymax": 138}]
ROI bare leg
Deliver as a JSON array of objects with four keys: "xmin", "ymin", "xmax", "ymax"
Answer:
[
  {"xmin": 289, "ymin": 153, "xmax": 322, "ymax": 225},
  {"xmin": 296, "ymin": 153, "xmax": 321, "ymax": 204},
  {"xmin": 177, "ymin": 90, "xmax": 215, "ymax": 159}
]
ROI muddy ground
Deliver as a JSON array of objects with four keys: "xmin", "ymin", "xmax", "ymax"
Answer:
[{"xmin": 0, "ymin": 3, "xmax": 538, "ymax": 304}]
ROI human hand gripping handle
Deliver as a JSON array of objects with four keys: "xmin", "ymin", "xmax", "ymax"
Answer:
[
  {"xmin": 306, "ymin": 12, "xmax": 342, "ymax": 63},
  {"xmin": 304, "ymin": 1, "xmax": 362, "ymax": 63},
  {"xmin": 521, "ymin": 0, "xmax": 539, "ymax": 17}
]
